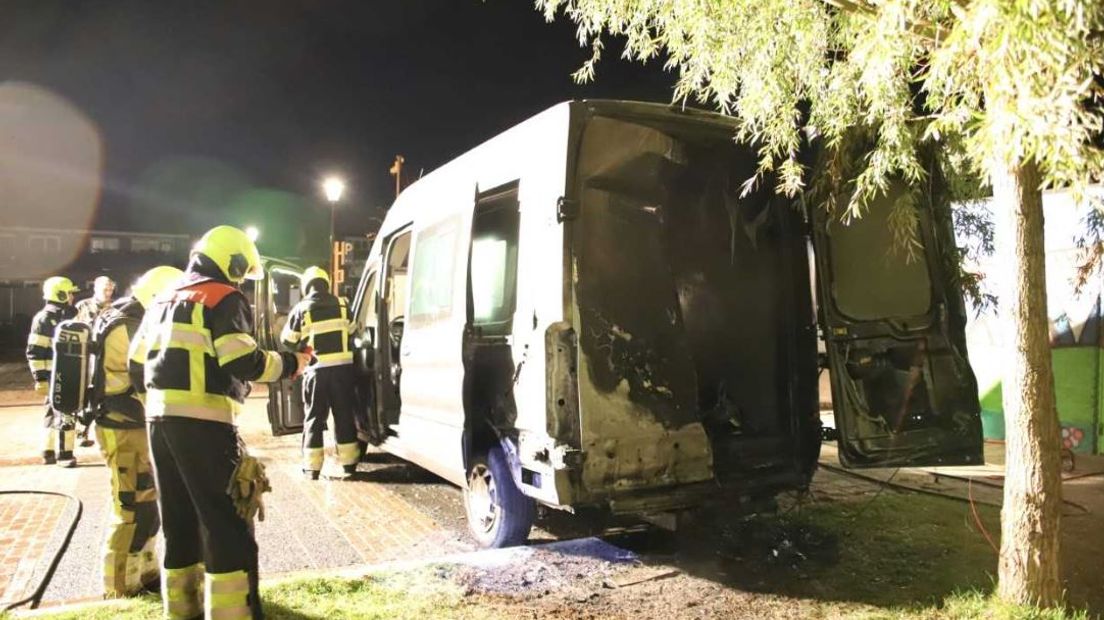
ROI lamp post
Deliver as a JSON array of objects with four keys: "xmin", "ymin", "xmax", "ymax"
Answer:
[{"xmin": 321, "ymin": 175, "xmax": 346, "ymax": 293}]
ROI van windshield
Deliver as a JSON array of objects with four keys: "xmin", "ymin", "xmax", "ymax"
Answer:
[{"xmin": 573, "ymin": 115, "xmax": 804, "ymax": 435}]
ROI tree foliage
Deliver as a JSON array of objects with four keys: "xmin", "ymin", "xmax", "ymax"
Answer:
[{"xmin": 536, "ymin": 0, "xmax": 1104, "ymax": 226}]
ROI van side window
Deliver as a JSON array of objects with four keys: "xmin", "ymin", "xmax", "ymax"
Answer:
[
  {"xmin": 409, "ymin": 216, "xmax": 462, "ymax": 326},
  {"xmin": 386, "ymin": 232, "xmax": 412, "ymax": 321},
  {"xmin": 470, "ymin": 185, "xmax": 520, "ymax": 335},
  {"xmin": 358, "ymin": 271, "xmax": 378, "ymax": 330}
]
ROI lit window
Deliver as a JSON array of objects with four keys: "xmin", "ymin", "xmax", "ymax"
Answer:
[{"xmin": 90, "ymin": 237, "xmax": 120, "ymax": 253}]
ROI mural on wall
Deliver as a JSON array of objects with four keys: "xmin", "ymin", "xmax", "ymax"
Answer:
[{"xmin": 964, "ymin": 188, "xmax": 1103, "ymax": 455}]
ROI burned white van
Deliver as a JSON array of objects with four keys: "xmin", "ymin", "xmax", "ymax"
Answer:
[{"xmin": 261, "ymin": 100, "xmax": 983, "ymax": 547}]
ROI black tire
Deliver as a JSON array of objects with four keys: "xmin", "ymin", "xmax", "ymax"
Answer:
[{"xmin": 463, "ymin": 445, "xmax": 535, "ymax": 548}]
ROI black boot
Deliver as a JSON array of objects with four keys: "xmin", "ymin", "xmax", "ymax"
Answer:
[
  {"xmin": 303, "ymin": 470, "xmax": 320, "ymax": 481},
  {"xmin": 57, "ymin": 451, "xmax": 77, "ymax": 468},
  {"xmin": 42, "ymin": 450, "xmax": 56, "ymax": 465},
  {"xmin": 343, "ymin": 464, "xmax": 358, "ymax": 476}
]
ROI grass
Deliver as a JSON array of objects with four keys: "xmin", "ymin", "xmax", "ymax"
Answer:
[{"xmin": 18, "ymin": 568, "xmax": 478, "ymax": 620}]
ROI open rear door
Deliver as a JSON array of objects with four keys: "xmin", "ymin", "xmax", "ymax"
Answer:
[
  {"xmin": 255, "ymin": 259, "xmax": 306, "ymax": 436},
  {"xmin": 810, "ymin": 183, "xmax": 983, "ymax": 467}
]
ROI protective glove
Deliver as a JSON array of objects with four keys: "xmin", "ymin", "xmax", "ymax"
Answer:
[
  {"xmin": 34, "ymin": 381, "xmax": 48, "ymax": 396},
  {"xmin": 226, "ymin": 441, "xmax": 272, "ymax": 523}
]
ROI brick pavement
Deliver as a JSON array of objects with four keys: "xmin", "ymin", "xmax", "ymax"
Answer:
[
  {"xmin": 0, "ymin": 492, "xmax": 68, "ymax": 606},
  {"xmin": 0, "ymin": 398, "xmax": 478, "ymax": 607}
]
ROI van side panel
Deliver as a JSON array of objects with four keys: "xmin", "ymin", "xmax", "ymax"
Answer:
[{"xmin": 372, "ymin": 104, "xmax": 571, "ymax": 492}]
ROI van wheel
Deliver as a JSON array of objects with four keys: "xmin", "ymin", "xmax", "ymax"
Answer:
[{"xmin": 463, "ymin": 445, "xmax": 535, "ymax": 548}]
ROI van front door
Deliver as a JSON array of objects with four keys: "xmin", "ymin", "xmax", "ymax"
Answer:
[
  {"xmin": 375, "ymin": 230, "xmax": 412, "ymax": 437},
  {"xmin": 351, "ymin": 267, "xmax": 380, "ymax": 444},
  {"xmin": 811, "ymin": 182, "xmax": 983, "ymax": 467},
  {"xmin": 397, "ymin": 214, "xmax": 467, "ymax": 476},
  {"xmin": 257, "ymin": 261, "xmax": 306, "ymax": 436}
]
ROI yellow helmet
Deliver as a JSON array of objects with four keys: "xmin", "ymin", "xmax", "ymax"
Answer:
[
  {"xmin": 131, "ymin": 265, "xmax": 184, "ymax": 308},
  {"xmin": 192, "ymin": 225, "xmax": 263, "ymax": 283},
  {"xmin": 299, "ymin": 266, "xmax": 330, "ymax": 291},
  {"xmin": 42, "ymin": 276, "xmax": 80, "ymax": 304}
]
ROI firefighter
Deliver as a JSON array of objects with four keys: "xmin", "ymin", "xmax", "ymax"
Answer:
[
  {"xmin": 129, "ymin": 225, "xmax": 309, "ymax": 620},
  {"xmin": 27, "ymin": 276, "xmax": 80, "ymax": 466},
  {"xmin": 90, "ymin": 265, "xmax": 182, "ymax": 598},
  {"xmin": 76, "ymin": 275, "xmax": 116, "ymax": 323},
  {"xmin": 280, "ymin": 266, "xmax": 358, "ymax": 479}
]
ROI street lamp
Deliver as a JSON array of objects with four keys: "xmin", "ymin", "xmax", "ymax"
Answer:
[
  {"xmin": 245, "ymin": 226, "xmax": 260, "ymax": 242},
  {"xmin": 321, "ymin": 175, "xmax": 346, "ymax": 290}
]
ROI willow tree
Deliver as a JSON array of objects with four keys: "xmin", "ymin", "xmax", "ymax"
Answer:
[{"xmin": 536, "ymin": 0, "xmax": 1103, "ymax": 606}]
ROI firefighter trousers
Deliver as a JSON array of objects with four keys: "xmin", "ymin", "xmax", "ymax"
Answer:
[
  {"xmin": 149, "ymin": 417, "xmax": 262, "ymax": 620},
  {"xmin": 301, "ymin": 365, "xmax": 359, "ymax": 472},
  {"xmin": 95, "ymin": 424, "xmax": 160, "ymax": 597},
  {"xmin": 42, "ymin": 402, "xmax": 76, "ymax": 458}
]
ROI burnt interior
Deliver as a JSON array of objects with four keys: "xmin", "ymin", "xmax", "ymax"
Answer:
[{"xmin": 574, "ymin": 115, "xmax": 819, "ymax": 486}]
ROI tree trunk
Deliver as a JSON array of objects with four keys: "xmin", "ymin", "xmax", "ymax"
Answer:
[{"xmin": 991, "ymin": 158, "xmax": 1063, "ymax": 607}]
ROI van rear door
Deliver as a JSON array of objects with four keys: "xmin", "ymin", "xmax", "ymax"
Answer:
[
  {"xmin": 256, "ymin": 260, "xmax": 306, "ymax": 436},
  {"xmin": 810, "ymin": 183, "xmax": 983, "ymax": 467}
]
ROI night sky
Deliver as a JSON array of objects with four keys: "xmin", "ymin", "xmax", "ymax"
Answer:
[{"xmin": 0, "ymin": 0, "xmax": 676, "ymax": 242}]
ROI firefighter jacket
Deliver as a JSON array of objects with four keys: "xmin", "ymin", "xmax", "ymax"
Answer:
[
  {"xmin": 91, "ymin": 297, "xmax": 145, "ymax": 429},
  {"xmin": 129, "ymin": 264, "xmax": 298, "ymax": 425},
  {"xmin": 280, "ymin": 288, "xmax": 353, "ymax": 369},
  {"xmin": 26, "ymin": 302, "xmax": 76, "ymax": 387}
]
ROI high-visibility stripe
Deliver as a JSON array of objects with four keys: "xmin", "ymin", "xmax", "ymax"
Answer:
[
  {"xmin": 304, "ymin": 447, "xmax": 324, "ymax": 471},
  {"xmin": 214, "ymin": 333, "xmax": 259, "ymax": 366},
  {"xmin": 313, "ymin": 352, "xmax": 353, "ymax": 368},
  {"xmin": 205, "ymin": 570, "xmax": 251, "ymax": 620},
  {"xmin": 29, "ymin": 359, "xmax": 51, "ymax": 371},
  {"xmin": 336, "ymin": 442, "xmax": 360, "ymax": 466},
  {"xmin": 164, "ymin": 563, "xmax": 204, "ymax": 620},
  {"xmin": 305, "ymin": 318, "xmax": 348, "ymax": 333},
  {"xmin": 27, "ymin": 333, "xmax": 52, "ymax": 348},
  {"xmin": 146, "ymin": 390, "xmax": 241, "ymax": 424},
  {"xmin": 256, "ymin": 350, "xmax": 283, "ymax": 383}
]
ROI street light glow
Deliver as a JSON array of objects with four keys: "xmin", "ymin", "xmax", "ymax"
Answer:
[
  {"xmin": 322, "ymin": 176, "xmax": 346, "ymax": 203},
  {"xmin": 245, "ymin": 226, "xmax": 260, "ymax": 242}
]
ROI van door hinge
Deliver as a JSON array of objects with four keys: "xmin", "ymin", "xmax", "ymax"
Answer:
[{"xmin": 556, "ymin": 197, "xmax": 578, "ymax": 223}]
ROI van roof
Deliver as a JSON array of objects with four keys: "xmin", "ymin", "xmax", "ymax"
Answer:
[{"xmin": 370, "ymin": 99, "xmax": 736, "ymax": 251}]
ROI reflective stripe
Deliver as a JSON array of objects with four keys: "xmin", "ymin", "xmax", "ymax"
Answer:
[
  {"xmin": 336, "ymin": 442, "xmax": 360, "ymax": 466},
  {"xmin": 146, "ymin": 390, "xmax": 241, "ymax": 424},
  {"xmin": 214, "ymin": 333, "xmax": 259, "ymax": 366},
  {"xmin": 27, "ymin": 333, "xmax": 51, "ymax": 348},
  {"xmin": 313, "ymin": 352, "xmax": 353, "ymax": 368},
  {"xmin": 304, "ymin": 447, "xmax": 324, "ymax": 471},
  {"xmin": 164, "ymin": 563, "xmax": 204, "ymax": 620},
  {"xmin": 256, "ymin": 350, "xmax": 283, "ymax": 383},
  {"xmin": 29, "ymin": 359, "xmax": 51, "ymax": 371},
  {"xmin": 305, "ymin": 317, "xmax": 348, "ymax": 333},
  {"xmin": 206, "ymin": 570, "xmax": 251, "ymax": 620}
]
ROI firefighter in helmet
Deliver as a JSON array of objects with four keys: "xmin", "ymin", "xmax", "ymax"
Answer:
[
  {"xmin": 129, "ymin": 226, "xmax": 309, "ymax": 619},
  {"xmin": 89, "ymin": 265, "xmax": 182, "ymax": 598},
  {"xmin": 280, "ymin": 266, "xmax": 359, "ymax": 479},
  {"xmin": 26, "ymin": 276, "xmax": 80, "ymax": 466}
]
